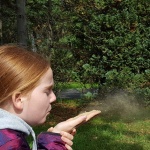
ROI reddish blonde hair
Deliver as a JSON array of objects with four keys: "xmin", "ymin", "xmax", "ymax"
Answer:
[{"xmin": 0, "ymin": 45, "xmax": 50, "ymax": 104}]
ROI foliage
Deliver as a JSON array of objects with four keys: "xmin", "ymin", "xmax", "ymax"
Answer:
[
  {"xmin": 62, "ymin": 0, "xmax": 150, "ymax": 75},
  {"xmin": 1, "ymin": 0, "xmax": 17, "ymax": 43},
  {"xmin": 1, "ymin": 0, "xmax": 150, "ymax": 104},
  {"xmin": 56, "ymin": 0, "xmax": 150, "ymax": 104},
  {"xmin": 50, "ymin": 47, "xmax": 75, "ymax": 90},
  {"xmin": 101, "ymin": 68, "xmax": 150, "ymax": 105}
]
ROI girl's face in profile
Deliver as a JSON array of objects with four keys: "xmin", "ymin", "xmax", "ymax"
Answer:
[{"xmin": 21, "ymin": 67, "xmax": 56, "ymax": 126}]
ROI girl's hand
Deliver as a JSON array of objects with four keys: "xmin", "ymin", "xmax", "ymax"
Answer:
[
  {"xmin": 60, "ymin": 131, "xmax": 75, "ymax": 150},
  {"xmin": 50, "ymin": 110, "xmax": 101, "ymax": 133},
  {"xmin": 47, "ymin": 110, "xmax": 100, "ymax": 150},
  {"xmin": 48, "ymin": 127, "xmax": 76, "ymax": 150}
]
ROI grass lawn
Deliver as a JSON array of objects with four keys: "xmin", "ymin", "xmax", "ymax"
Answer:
[
  {"xmin": 55, "ymin": 82, "xmax": 98, "ymax": 90},
  {"xmin": 33, "ymin": 99, "xmax": 150, "ymax": 150}
]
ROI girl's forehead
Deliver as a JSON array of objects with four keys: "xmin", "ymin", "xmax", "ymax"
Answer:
[{"xmin": 39, "ymin": 68, "xmax": 54, "ymax": 85}]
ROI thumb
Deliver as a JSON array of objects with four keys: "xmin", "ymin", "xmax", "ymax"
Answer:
[{"xmin": 47, "ymin": 127, "xmax": 54, "ymax": 132}]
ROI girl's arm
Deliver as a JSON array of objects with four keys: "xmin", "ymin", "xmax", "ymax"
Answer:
[
  {"xmin": 37, "ymin": 132, "xmax": 67, "ymax": 150},
  {"xmin": 0, "ymin": 129, "xmax": 30, "ymax": 150}
]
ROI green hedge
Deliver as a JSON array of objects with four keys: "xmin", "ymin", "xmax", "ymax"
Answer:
[{"xmin": 51, "ymin": 0, "xmax": 150, "ymax": 104}]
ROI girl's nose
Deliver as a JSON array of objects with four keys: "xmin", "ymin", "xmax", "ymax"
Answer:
[{"xmin": 50, "ymin": 91, "xmax": 56, "ymax": 103}]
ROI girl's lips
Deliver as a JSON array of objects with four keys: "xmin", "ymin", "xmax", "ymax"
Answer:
[
  {"xmin": 48, "ymin": 108, "xmax": 51, "ymax": 113},
  {"xmin": 46, "ymin": 111, "xmax": 50, "ymax": 115},
  {"xmin": 48, "ymin": 107, "xmax": 51, "ymax": 112}
]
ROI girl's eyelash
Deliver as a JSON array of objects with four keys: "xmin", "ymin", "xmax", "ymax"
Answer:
[
  {"xmin": 45, "ymin": 91, "xmax": 50, "ymax": 96},
  {"xmin": 45, "ymin": 89, "xmax": 52, "ymax": 95}
]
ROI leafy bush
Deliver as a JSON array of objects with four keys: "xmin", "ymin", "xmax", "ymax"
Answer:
[
  {"xmin": 101, "ymin": 68, "xmax": 150, "ymax": 105},
  {"xmin": 52, "ymin": 0, "xmax": 150, "ymax": 104},
  {"xmin": 2, "ymin": 0, "xmax": 149, "ymax": 104}
]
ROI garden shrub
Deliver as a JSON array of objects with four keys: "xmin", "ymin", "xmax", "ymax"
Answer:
[
  {"xmin": 2, "ymin": 0, "xmax": 149, "ymax": 104},
  {"xmin": 54, "ymin": 0, "xmax": 150, "ymax": 104},
  {"xmin": 101, "ymin": 68, "xmax": 150, "ymax": 105}
]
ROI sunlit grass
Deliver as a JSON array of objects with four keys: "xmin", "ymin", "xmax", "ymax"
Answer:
[
  {"xmin": 56, "ymin": 82, "xmax": 98, "ymax": 90},
  {"xmin": 73, "ymin": 114, "xmax": 150, "ymax": 150}
]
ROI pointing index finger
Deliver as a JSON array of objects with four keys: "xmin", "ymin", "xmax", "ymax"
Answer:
[
  {"xmin": 74, "ymin": 110, "xmax": 101, "ymax": 128},
  {"xmin": 68, "ymin": 115, "xmax": 87, "ymax": 128}
]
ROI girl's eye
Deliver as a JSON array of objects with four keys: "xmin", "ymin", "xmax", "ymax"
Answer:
[{"xmin": 45, "ymin": 91, "xmax": 50, "ymax": 96}]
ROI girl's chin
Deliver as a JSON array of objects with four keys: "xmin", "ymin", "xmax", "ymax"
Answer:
[
  {"xmin": 36, "ymin": 119, "xmax": 47, "ymax": 125},
  {"xmin": 31, "ymin": 113, "xmax": 50, "ymax": 126}
]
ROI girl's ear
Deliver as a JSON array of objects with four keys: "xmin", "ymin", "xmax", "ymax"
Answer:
[{"xmin": 12, "ymin": 92, "xmax": 24, "ymax": 110}]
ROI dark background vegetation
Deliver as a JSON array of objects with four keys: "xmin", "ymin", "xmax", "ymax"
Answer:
[{"xmin": 1, "ymin": 0, "xmax": 150, "ymax": 105}]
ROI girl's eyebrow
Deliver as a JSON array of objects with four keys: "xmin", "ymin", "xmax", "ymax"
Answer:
[{"xmin": 44, "ymin": 84, "xmax": 54, "ymax": 90}]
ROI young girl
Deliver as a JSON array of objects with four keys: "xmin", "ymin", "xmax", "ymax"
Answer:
[{"xmin": 0, "ymin": 45, "xmax": 100, "ymax": 150}]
